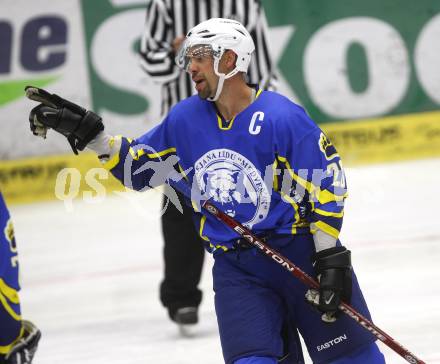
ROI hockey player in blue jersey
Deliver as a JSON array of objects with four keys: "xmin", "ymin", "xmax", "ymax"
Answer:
[
  {"xmin": 25, "ymin": 17, "xmax": 386, "ymax": 364},
  {"xmin": 0, "ymin": 191, "xmax": 41, "ymax": 364}
]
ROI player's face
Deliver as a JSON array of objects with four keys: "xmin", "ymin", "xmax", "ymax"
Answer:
[{"xmin": 187, "ymin": 47, "xmax": 218, "ymax": 99}]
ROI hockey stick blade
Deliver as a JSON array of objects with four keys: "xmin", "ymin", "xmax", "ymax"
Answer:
[{"xmin": 168, "ymin": 178, "xmax": 425, "ymax": 364}]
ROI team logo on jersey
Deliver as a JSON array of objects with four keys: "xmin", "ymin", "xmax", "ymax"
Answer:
[
  {"xmin": 319, "ymin": 132, "xmax": 338, "ymax": 161},
  {"xmin": 194, "ymin": 149, "xmax": 270, "ymax": 228}
]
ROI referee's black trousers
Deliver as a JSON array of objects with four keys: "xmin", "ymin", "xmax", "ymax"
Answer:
[{"xmin": 160, "ymin": 190, "xmax": 205, "ymax": 318}]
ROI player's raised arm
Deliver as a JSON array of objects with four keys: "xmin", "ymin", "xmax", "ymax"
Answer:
[{"xmin": 25, "ymin": 86, "xmax": 179, "ymax": 192}]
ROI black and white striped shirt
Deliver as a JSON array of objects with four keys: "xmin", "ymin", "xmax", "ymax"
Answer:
[{"xmin": 139, "ymin": 0, "xmax": 278, "ymax": 116}]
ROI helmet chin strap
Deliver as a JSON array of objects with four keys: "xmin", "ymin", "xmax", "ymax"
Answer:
[{"xmin": 207, "ymin": 56, "xmax": 240, "ymax": 102}]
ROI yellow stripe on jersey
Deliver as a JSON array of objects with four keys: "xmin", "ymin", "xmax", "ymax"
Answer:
[
  {"xmin": 217, "ymin": 114, "xmax": 236, "ymax": 131},
  {"xmin": 0, "ymin": 291, "xmax": 21, "ymax": 322},
  {"xmin": 198, "ymin": 215, "xmax": 210, "ymax": 242},
  {"xmin": 129, "ymin": 146, "xmax": 177, "ymax": 160},
  {"xmin": 191, "ymin": 200, "xmax": 200, "ymax": 213},
  {"xmin": 314, "ymin": 208, "xmax": 344, "ymax": 218},
  {"xmin": 276, "ymin": 156, "xmax": 347, "ymax": 204},
  {"xmin": 146, "ymin": 147, "xmax": 177, "ymax": 158},
  {"xmin": 199, "ymin": 216, "xmax": 228, "ymax": 251},
  {"xmin": 273, "ymin": 157, "xmax": 312, "ymax": 235},
  {"xmin": 103, "ymin": 136, "xmax": 122, "ymax": 171},
  {"xmin": 0, "ymin": 279, "xmax": 19, "ymax": 304},
  {"xmin": 104, "ymin": 137, "xmax": 177, "ymax": 170},
  {"xmin": 177, "ymin": 164, "xmax": 188, "ymax": 181},
  {"xmin": 209, "ymin": 243, "xmax": 229, "ymax": 252},
  {"xmin": 277, "ymin": 191, "xmax": 300, "ymax": 235},
  {"xmin": 0, "ymin": 279, "xmax": 21, "ymax": 326},
  {"xmin": 272, "ymin": 159, "xmax": 280, "ymax": 191},
  {"xmin": 104, "ymin": 152, "xmax": 120, "ymax": 171},
  {"xmin": 310, "ymin": 221, "xmax": 340, "ymax": 239},
  {"xmin": 216, "ymin": 89, "xmax": 261, "ymax": 131},
  {"xmin": 0, "ymin": 326, "xmax": 24, "ymax": 354}
]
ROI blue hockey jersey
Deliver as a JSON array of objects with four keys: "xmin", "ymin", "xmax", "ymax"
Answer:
[
  {"xmin": 0, "ymin": 191, "xmax": 23, "ymax": 353},
  {"xmin": 106, "ymin": 90, "xmax": 347, "ymax": 252}
]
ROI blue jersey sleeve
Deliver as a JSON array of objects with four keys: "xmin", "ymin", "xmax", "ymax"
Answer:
[
  {"xmin": 104, "ymin": 115, "xmax": 181, "ymax": 191},
  {"xmin": 274, "ymin": 107, "xmax": 347, "ymax": 239}
]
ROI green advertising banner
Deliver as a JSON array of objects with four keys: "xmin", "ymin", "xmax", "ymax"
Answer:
[
  {"xmin": 262, "ymin": 0, "xmax": 440, "ymax": 123},
  {"xmin": 81, "ymin": 0, "xmax": 149, "ymax": 116}
]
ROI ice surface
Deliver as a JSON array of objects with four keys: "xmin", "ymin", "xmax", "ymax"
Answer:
[{"xmin": 10, "ymin": 158, "xmax": 440, "ymax": 364}]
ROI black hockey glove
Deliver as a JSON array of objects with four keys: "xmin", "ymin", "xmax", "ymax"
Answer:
[
  {"xmin": 305, "ymin": 246, "xmax": 352, "ymax": 323},
  {"xmin": 25, "ymin": 86, "xmax": 104, "ymax": 154},
  {"xmin": 3, "ymin": 320, "xmax": 41, "ymax": 364}
]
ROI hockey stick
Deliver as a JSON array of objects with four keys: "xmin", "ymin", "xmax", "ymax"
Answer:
[{"xmin": 169, "ymin": 178, "xmax": 425, "ymax": 364}]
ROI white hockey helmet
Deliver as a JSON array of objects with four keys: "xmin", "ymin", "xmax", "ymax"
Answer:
[{"xmin": 176, "ymin": 17, "xmax": 255, "ymax": 101}]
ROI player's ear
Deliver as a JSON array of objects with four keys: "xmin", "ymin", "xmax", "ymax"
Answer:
[
  {"xmin": 222, "ymin": 50, "xmax": 237, "ymax": 71},
  {"xmin": 230, "ymin": 50, "xmax": 239, "ymax": 68}
]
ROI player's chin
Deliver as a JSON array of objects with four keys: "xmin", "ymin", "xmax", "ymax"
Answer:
[{"xmin": 197, "ymin": 88, "xmax": 211, "ymax": 99}]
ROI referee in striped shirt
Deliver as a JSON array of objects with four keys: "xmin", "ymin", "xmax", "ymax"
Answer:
[{"xmin": 139, "ymin": 0, "xmax": 278, "ymax": 329}]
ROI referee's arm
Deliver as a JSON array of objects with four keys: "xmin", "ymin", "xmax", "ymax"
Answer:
[
  {"xmin": 249, "ymin": 1, "xmax": 279, "ymax": 90},
  {"xmin": 139, "ymin": 0, "xmax": 179, "ymax": 83}
]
